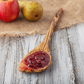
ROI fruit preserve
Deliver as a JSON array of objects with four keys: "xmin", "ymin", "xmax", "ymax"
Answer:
[{"xmin": 23, "ymin": 51, "xmax": 50, "ymax": 69}]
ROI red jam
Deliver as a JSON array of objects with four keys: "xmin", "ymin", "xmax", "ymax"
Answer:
[{"xmin": 23, "ymin": 51, "xmax": 50, "ymax": 69}]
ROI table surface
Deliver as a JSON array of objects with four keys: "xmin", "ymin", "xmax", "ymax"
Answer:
[{"xmin": 0, "ymin": 23, "xmax": 84, "ymax": 84}]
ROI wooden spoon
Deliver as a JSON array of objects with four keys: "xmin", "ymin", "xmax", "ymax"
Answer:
[{"xmin": 19, "ymin": 8, "xmax": 63, "ymax": 73}]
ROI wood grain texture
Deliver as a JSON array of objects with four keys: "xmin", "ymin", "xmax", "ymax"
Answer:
[
  {"xmin": 50, "ymin": 29, "xmax": 74, "ymax": 84},
  {"xmin": 1, "ymin": 23, "xmax": 84, "ymax": 84},
  {"xmin": 67, "ymin": 23, "xmax": 84, "ymax": 84},
  {"xmin": 0, "ymin": 27, "xmax": 75, "ymax": 84}
]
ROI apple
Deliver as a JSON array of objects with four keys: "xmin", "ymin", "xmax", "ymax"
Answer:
[{"xmin": 0, "ymin": 0, "xmax": 19, "ymax": 22}]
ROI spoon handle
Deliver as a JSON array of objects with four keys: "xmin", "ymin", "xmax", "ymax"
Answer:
[
  {"xmin": 43, "ymin": 8, "xmax": 63, "ymax": 43},
  {"xmin": 40, "ymin": 8, "xmax": 63, "ymax": 50},
  {"xmin": 36, "ymin": 8, "xmax": 63, "ymax": 52}
]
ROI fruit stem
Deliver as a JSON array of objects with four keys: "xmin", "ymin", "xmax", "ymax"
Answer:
[{"xmin": 18, "ymin": 1, "xmax": 26, "ymax": 10}]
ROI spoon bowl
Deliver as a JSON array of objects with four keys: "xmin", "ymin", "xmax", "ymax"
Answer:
[{"xmin": 19, "ymin": 8, "xmax": 63, "ymax": 73}]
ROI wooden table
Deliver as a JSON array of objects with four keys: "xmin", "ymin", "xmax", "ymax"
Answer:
[{"xmin": 0, "ymin": 23, "xmax": 84, "ymax": 84}]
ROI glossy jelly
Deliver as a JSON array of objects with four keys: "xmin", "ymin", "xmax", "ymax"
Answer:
[{"xmin": 23, "ymin": 51, "xmax": 50, "ymax": 69}]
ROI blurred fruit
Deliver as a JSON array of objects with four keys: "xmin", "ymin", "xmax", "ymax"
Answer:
[
  {"xmin": 18, "ymin": 1, "xmax": 43, "ymax": 21},
  {"xmin": 0, "ymin": 0, "xmax": 19, "ymax": 22}
]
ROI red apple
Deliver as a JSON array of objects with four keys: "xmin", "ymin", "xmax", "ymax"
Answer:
[{"xmin": 0, "ymin": 0, "xmax": 19, "ymax": 22}]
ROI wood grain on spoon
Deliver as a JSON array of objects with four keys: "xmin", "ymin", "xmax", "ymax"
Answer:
[{"xmin": 19, "ymin": 8, "xmax": 63, "ymax": 73}]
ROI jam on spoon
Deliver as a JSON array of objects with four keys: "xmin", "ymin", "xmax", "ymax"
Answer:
[
  {"xmin": 19, "ymin": 8, "xmax": 63, "ymax": 73},
  {"xmin": 23, "ymin": 51, "xmax": 50, "ymax": 69}
]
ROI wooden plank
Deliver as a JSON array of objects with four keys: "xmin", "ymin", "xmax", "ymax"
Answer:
[
  {"xmin": 50, "ymin": 29, "xmax": 75, "ymax": 84},
  {"xmin": 67, "ymin": 23, "xmax": 84, "ymax": 84},
  {"xmin": 0, "ymin": 29, "xmax": 75, "ymax": 84},
  {"xmin": 0, "ymin": 37, "xmax": 10, "ymax": 84}
]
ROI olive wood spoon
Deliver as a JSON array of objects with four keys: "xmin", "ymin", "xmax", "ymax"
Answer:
[{"xmin": 19, "ymin": 8, "xmax": 63, "ymax": 73}]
